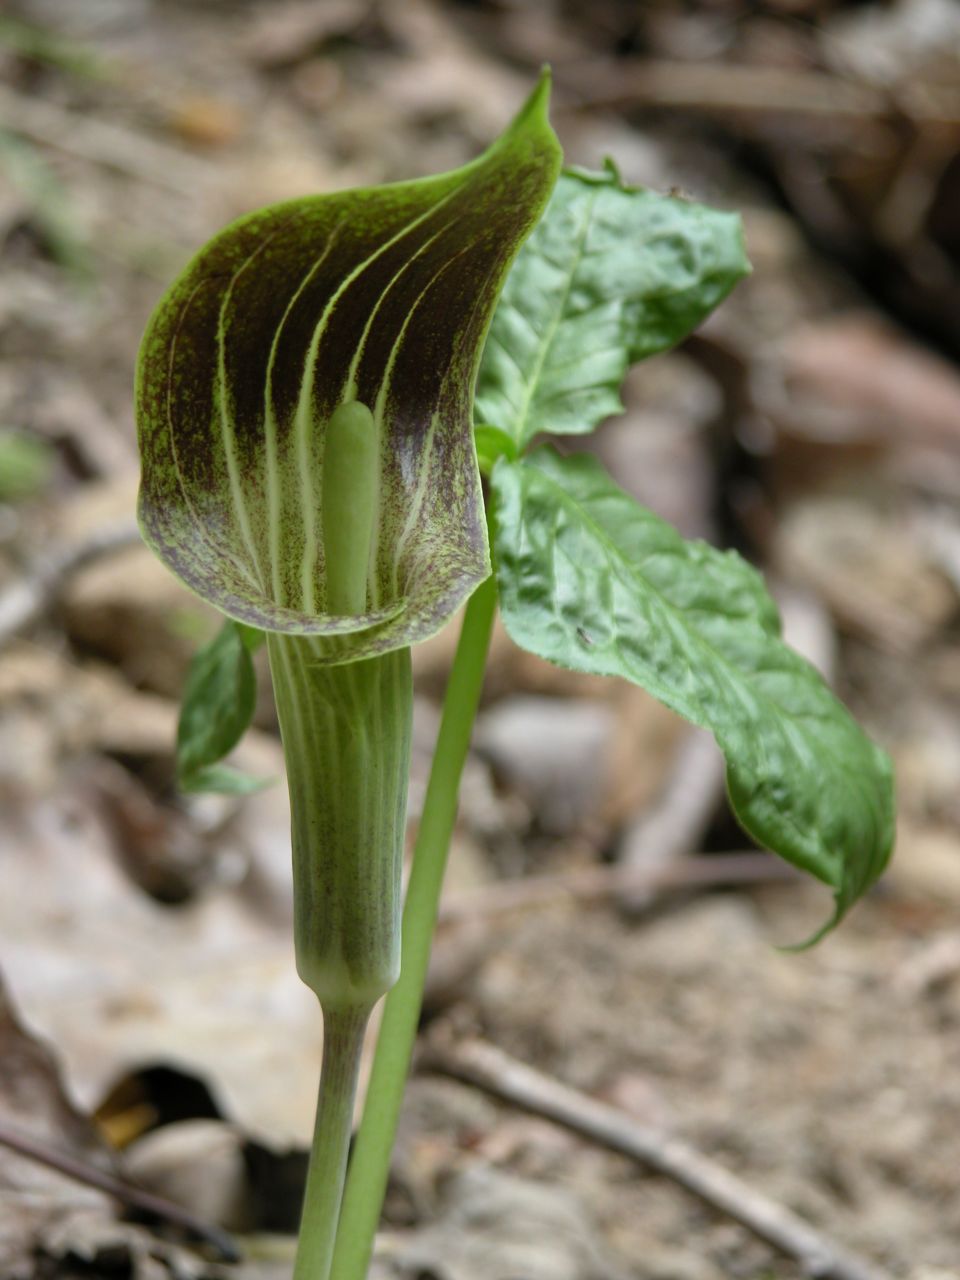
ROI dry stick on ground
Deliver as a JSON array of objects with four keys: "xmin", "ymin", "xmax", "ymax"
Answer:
[
  {"xmin": 0, "ymin": 521, "xmax": 139, "ymax": 648},
  {"xmin": 437, "ymin": 851, "xmax": 795, "ymax": 926},
  {"xmin": 558, "ymin": 59, "xmax": 960, "ymax": 129},
  {"xmin": 0, "ymin": 84, "xmax": 210, "ymax": 194},
  {"xmin": 422, "ymin": 1036, "xmax": 889, "ymax": 1280},
  {"xmin": 0, "ymin": 1120, "xmax": 240, "ymax": 1262},
  {"xmin": 616, "ymin": 729, "xmax": 727, "ymax": 914}
]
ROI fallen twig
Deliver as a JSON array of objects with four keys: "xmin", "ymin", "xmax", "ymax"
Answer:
[
  {"xmin": 0, "ymin": 1120, "xmax": 240, "ymax": 1262},
  {"xmin": 0, "ymin": 521, "xmax": 140, "ymax": 648},
  {"xmin": 616, "ymin": 730, "xmax": 727, "ymax": 913},
  {"xmin": 0, "ymin": 85, "xmax": 209, "ymax": 194},
  {"xmin": 561, "ymin": 59, "xmax": 960, "ymax": 130},
  {"xmin": 438, "ymin": 851, "xmax": 794, "ymax": 926},
  {"xmin": 422, "ymin": 1035, "xmax": 889, "ymax": 1280}
]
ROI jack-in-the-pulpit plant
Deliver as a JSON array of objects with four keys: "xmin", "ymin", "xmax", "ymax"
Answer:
[{"xmin": 136, "ymin": 73, "xmax": 895, "ymax": 1280}]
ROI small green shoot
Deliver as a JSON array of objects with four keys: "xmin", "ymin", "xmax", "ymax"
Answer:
[
  {"xmin": 0, "ymin": 130, "xmax": 94, "ymax": 281},
  {"xmin": 176, "ymin": 619, "xmax": 266, "ymax": 795},
  {"xmin": 0, "ymin": 15, "xmax": 108, "ymax": 81},
  {"xmin": 0, "ymin": 429, "xmax": 55, "ymax": 502}
]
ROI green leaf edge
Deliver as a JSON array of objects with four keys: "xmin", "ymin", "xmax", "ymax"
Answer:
[
  {"xmin": 176, "ymin": 618, "xmax": 267, "ymax": 795},
  {"xmin": 474, "ymin": 158, "xmax": 751, "ymax": 458}
]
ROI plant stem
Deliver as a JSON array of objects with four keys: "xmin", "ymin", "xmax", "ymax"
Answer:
[
  {"xmin": 293, "ymin": 1003, "xmax": 371, "ymax": 1280},
  {"xmin": 331, "ymin": 572, "xmax": 498, "ymax": 1279}
]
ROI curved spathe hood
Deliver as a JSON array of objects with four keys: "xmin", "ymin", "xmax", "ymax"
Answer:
[{"xmin": 136, "ymin": 76, "xmax": 561, "ymax": 662}]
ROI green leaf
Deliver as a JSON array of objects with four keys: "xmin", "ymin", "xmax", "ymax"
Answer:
[
  {"xmin": 137, "ymin": 76, "xmax": 561, "ymax": 661},
  {"xmin": 475, "ymin": 161, "xmax": 749, "ymax": 450},
  {"xmin": 474, "ymin": 424, "xmax": 519, "ymax": 475},
  {"xmin": 177, "ymin": 619, "xmax": 262, "ymax": 793},
  {"xmin": 236, "ymin": 621, "xmax": 266, "ymax": 653},
  {"xmin": 492, "ymin": 448, "xmax": 895, "ymax": 934},
  {"xmin": 180, "ymin": 762, "xmax": 271, "ymax": 796}
]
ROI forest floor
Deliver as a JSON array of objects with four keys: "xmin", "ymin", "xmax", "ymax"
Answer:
[{"xmin": 1, "ymin": 2, "xmax": 959, "ymax": 1278}]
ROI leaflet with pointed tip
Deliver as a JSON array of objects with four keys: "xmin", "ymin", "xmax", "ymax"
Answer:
[
  {"xmin": 475, "ymin": 162, "xmax": 749, "ymax": 450},
  {"xmin": 492, "ymin": 447, "xmax": 895, "ymax": 935}
]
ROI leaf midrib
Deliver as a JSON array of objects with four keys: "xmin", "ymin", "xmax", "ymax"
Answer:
[
  {"xmin": 521, "ymin": 462, "xmax": 861, "ymax": 886},
  {"xmin": 510, "ymin": 188, "xmax": 599, "ymax": 446},
  {"xmin": 530, "ymin": 459, "xmax": 853, "ymax": 764},
  {"xmin": 514, "ymin": 468, "xmax": 839, "ymax": 880}
]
